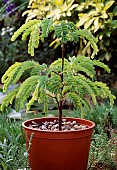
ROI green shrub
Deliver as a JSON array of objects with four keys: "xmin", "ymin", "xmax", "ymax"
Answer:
[
  {"xmin": 0, "ymin": 118, "xmax": 28, "ymax": 169},
  {"xmin": 88, "ymin": 127, "xmax": 117, "ymax": 170},
  {"xmin": 71, "ymin": 102, "xmax": 117, "ymax": 133}
]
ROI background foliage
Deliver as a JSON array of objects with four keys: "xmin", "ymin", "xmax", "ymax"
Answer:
[{"xmin": 0, "ymin": 0, "xmax": 29, "ymax": 80}]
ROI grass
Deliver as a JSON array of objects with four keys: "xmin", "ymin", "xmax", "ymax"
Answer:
[{"xmin": 0, "ymin": 102, "xmax": 117, "ymax": 169}]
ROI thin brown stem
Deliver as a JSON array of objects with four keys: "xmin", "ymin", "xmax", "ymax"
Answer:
[
  {"xmin": 58, "ymin": 100, "xmax": 63, "ymax": 130},
  {"xmin": 55, "ymin": 97, "xmax": 59, "ymax": 108},
  {"xmin": 61, "ymin": 43, "xmax": 65, "ymax": 82},
  {"xmin": 58, "ymin": 43, "xmax": 65, "ymax": 130}
]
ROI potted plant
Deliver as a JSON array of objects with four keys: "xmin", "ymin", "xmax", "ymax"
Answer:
[{"xmin": 1, "ymin": 18, "xmax": 115, "ymax": 170}]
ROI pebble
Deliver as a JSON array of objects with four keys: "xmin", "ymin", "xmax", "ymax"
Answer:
[
  {"xmin": 72, "ymin": 121, "xmax": 76, "ymax": 124},
  {"xmin": 62, "ymin": 121, "xmax": 67, "ymax": 125},
  {"xmin": 51, "ymin": 126, "xmax": 55, "ymax": 130},
  {"xmin": 64, "ymin": 125, "xmax": 71, "ymax": 130},
  {"xmin": 67, "ymin": 121, "xmax": 71, "ymax": 125},
  {"xmin": 32, "ymin": 121, "xmax": 37, "ymax": 125},
  {"xmin": 78, "ymin": 125, "xmax": 83, "ymax": 129},
  {"xmin": 64, "ymin": 129, "xmax": 69, "ymax": 131},
  {"xmin": 28, "ymin": 119, "xmax": 89, "ymax": 131},
  {"xmin": 62, "ymin": 118, "xmax": 67, "ymax": 122},
  {"xmin": 32, "ymin": 124, "xmax": 38, "ymax": 127},
  {"xmin": 41, "ymin": 125, "xmax": 47, "ymax": 130},
  {"xmin": 53, "ymin": 124, "xmax": 59, "ymax": 128},
  {"xmin": 74, "ymin": 124, "xmax": 79, "ymax": 129},
  {"xmin": 54, "ymin": 120, "xmax": 57, "ymax": 123},
  {"xmin": 44, "ymin": 121, "xmax": 48, "ymax": 126},
  {"xmin": 71, "ymin": 128, "xmax": 75, "ymax": 131},
  {"xmin": 82, "ymin": 125, "xmax": 87, "ymax": 129},
  {"xmin": 48, "ymin": 125, "xmax": 52, "ymax": 129},
  {"xmin": 50, "ymin": 121, "xmax": 54, "ymax": 125},
  {"xmin": 62, "ymin": 126, "xmax": 66, "ymax": 130}
]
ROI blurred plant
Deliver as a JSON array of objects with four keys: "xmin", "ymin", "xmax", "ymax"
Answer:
[
  {"xmin": 3, "ymin": 0, "xmax": 16, "ymax": 15},
  {"xmin": 0, "ymin": 24, "xmax": 30, "ymax": 80},
  {"xmin": 71, "ymin": 102, "xmax": 117, "ymax": 135},
  {"xmin": 0, "ymin": 0, "xmax": 29, "ymax": 20},
  {"xmin": 76, "ymin": 0, "xmax": 117, "ymax": 61},
  {"xmin": 109, "ymin": 104, "xmax": 117, "ymax": 129},
  {"xmin": 77, "ymin": 0, "xmax": 115, "ymax": 32},
  {"xmin": 23, "ymin": 0, "xmax": 78, "ymax": 22},
  {"xmin": 0, "ymin": 117, "xmax": 29, "ymax": 169},
  {"xmin": 0, "ymin": 0, "xmax": 31, "ymax": 82},
  {"xmin": 88, "ymin": 127, "xmax": 117, "ymax": 170}
]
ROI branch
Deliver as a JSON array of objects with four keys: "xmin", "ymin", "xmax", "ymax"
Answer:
[
  {"xmin": 44, "ymin": 89, "xmax": 56, "ymax": 98},
  {"xmin": 52, "ymin": 71, "xmax": 61, "ymax": 77}
]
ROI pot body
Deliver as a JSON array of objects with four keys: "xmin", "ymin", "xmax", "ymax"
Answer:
[{"xmin": 22, "ymin": 117, "xmax": 95, "ymax": 170}]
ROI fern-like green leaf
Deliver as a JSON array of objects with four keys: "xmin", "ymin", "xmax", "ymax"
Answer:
[
  {"xmin": 11, "ymin": 18, "xmax": 98, "ymax": 57},
  {"xmin": 1, "ymin": 61, "xmax": 39, "ymax": 93},
  {"xmin": 80, "ymin": 97, "xmax": 92, "ymax": 118},
  {"xmin": 2, "ymin": 63, "xmax": 22, "ymax": 92},
  {"xmin": 11, "ymin": 19, "xmax": 39, "ymax": 41},
  {"xmin": 93, "ymin": 60, "xmax": 110, "ymax": 73},
  {"xmin": 41, "ymin": 18, "xmax": 53, "ymax": 39},
  {"xmin": 94, "ymin": 81, "xmax": 116, "ymax": 106},
  {"xmin": 54, "ymin": 21, "xmax": 69, "ymax": 43},
  {"xmin": 67, "ymin": 92, "xmax": 81, "ymax": 109},
  {"xmin": 46, "ymin": 75, "xmax": 62, "ymax": 95},
  {"xmin": 68, "ymin": 22, "xmax": 77, "ymax": 32},
  {"xmin": 12, "ymin": 61, "xmax": 39, "ymax": 84},
  {"xmin": 39, "ymin": 91, "xmax": 49, "ymax": 116},
  {"xmin": 1, "ymin": 87, "xmax": 19, "ymax": 112},
  {"xmin": 21, "ymin": 26, "xmax": 34, "ymax": 41},
  {"xmin": 65, "ymin": 74, "xmax": 97, "ymax": 105},
  {"xmin": 27, "ymin": 23, "xmax": 41, "ymax": 56},
  {"xmin": 49, "ymin": 58, "xmax": 69, "ymax": 74},
  {"xmin": 26, "ymin": 81, "xmax": 39, "ymax": 112},
  {"xmin": 31, "ymin": 24, "xmax": 40, "ymax": 48},
  {"xmin": 70, "ymin": 56, "xmax": 95, "ymax": 78},
  {"xmin": 28, "ymin": 35, "xmax": 33, "ymax": 56},
  {"xmin": 76, "ymin": 29, "xmax": 98, "ymax": 58},
  {"xmin": 16, "ymin": 76, "xmax": 39, "ymax": 110},
  {"xmin": 30, "ymin": 63, "xmax": 47, "ymax": 76}
]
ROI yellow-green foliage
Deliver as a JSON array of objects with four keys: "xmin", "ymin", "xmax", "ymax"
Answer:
[
  {"xmin": 0, "ymin": 87, "xmax": 19, "ymax": 112},
  {"xmin": 11, "ymin": 19, "xmax": 40, "ymax": 56},
  {"xmin": 2, "ymin": 61, "xmax": 38, "ymax": 92},
  {"xmin": 1, "ymin": 56, "xmax": 116, "ymax": 117},
  {"xmin": 11, "ymin": 18, "xmax": 98, "ymax": 57}
]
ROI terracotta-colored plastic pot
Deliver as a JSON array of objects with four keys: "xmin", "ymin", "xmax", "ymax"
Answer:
[{"xmin": 22, "ymin": 117, "xmax": 95, "ymax": 170}]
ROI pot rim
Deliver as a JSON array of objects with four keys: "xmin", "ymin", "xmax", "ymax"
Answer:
[{"xmin": 22, "ymin": 117, "xmax": 95, "ymax": 133}]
